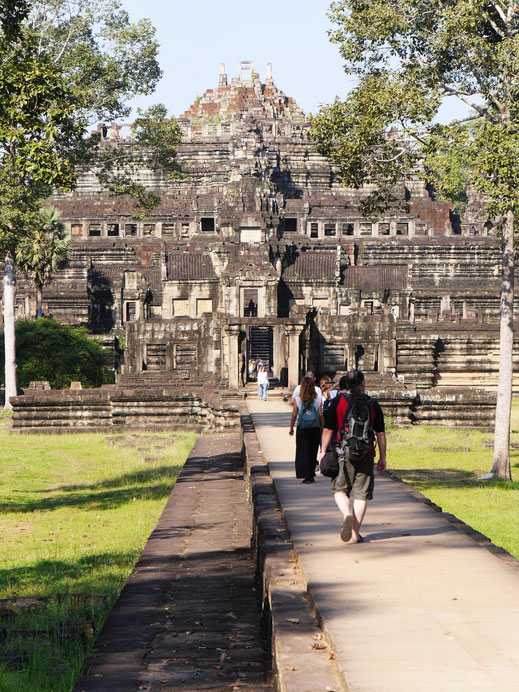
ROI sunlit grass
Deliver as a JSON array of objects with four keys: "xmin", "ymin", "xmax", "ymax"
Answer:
[
  {"xmin": 0, "ymin": 428, "xmax": 197, "ymax": 692},
  {"xmin": 387, "ymin": 401, "xmax": 519, "ymax": 560}
]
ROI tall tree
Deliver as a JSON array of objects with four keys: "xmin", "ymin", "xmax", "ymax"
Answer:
[
  {"xmin": 0, "ymin": 9, "xmax": 85, "ymax": 409},
  {"xmin": 16, "ymin": 206, "xmax": 70, "ymax": 318},
  {"xmin": 311, "ymin": 0, "xmax": 519, "ymax": 479},
  {"xmin": 1, "ymin": 0, "xmax": 182, "ymax": 408}
]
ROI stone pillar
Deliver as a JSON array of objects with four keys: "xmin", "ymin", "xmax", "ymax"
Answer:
[
  {"xmin": 226, "ymin": 325, "xmax": 241, "ymax": 390},
  {"xmin": 273, "ymin": 326, "xmax": 282, "ymax": 380},
  {"xmin": 285, "ymin": 325, "xmax": 302, "ymax": 390},
  {"xmin": 266, "ymin": 62, "xmax": 274, "ymax": 85},
  {"xmin": 219, "ymin": 63, "xmax": 228, "ymax": 86}
]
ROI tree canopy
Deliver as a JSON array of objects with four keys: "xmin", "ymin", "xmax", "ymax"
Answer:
[
  {"xmin": 0, "ymin": 318, "xmax": 114, "ymax": 389},
  {"xmin": 311, "ymin": 0, "xmax": 519, "ymax": 479},
  {"xmin": 1, "ymin": 0, "xmax": 183, "ymax": 408},
  {"xmin": 15, "ymin": 206, "xmax": 70, "ymax": 317},
  {"xmin": 311, "ymin": 0, "xmax": 519, "ymax": 215}
]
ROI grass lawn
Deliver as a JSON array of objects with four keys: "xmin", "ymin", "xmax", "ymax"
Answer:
[
  {"xmin": 387, "ymin": 402, "xmax": 519, "ymax": 560},
  {"xmin": 0, "ymin": 425, "xmax": 197, "ymax": 692}
]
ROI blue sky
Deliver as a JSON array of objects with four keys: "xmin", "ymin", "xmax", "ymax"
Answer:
[
  {"xmin": 122, "ymin": 0, "xmax": 467, "ymax": 122},
  {"xmin": 122, "ymin": 0, "xmax": 354, "ymax": 118}
]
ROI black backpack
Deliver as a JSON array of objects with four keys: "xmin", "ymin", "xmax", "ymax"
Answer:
[{"xmin": 339, "ymin": 393, "xmax": 375, "ymax": 462}]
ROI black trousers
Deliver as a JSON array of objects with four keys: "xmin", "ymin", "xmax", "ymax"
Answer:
[{"xmin": 295, "ymin": 427, "xmax": 321, "ymax": 479}]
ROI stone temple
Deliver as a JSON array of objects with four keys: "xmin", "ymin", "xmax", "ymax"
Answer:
[{"xmin": 4, "ymin": 61, "xmax": 515, "ymax": 429}]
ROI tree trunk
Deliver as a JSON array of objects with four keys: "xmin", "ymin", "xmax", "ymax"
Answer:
[
  {"xmin": 36, "ymin": 285, "xmax": 42, "ymax": 318},
  {"xmin": 491, "ymin": 209, "xmax": 514, "ymax": 480},
  {"xmin": 3, "ymin": 254, "xmax": 17, "ymax": 409}
]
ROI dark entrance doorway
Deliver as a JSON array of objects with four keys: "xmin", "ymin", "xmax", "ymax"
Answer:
[
  {"xmin": 248, "ymin": 326, "xmax": 273, "ymax": 376},
  {"xmin": 243, "ymin": 289, "xmax": 258, "ymax": 317}
]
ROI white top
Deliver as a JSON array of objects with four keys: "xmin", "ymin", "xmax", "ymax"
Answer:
[
  {"xmin": 292, "ymin": 384, "xmax": 322, "ymax": 410},
  {"xmin": 257, "ymin": 371, "xmax": 269, "ymax": 386}
]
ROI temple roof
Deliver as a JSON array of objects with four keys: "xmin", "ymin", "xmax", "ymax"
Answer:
[
  {"xmin": 167, "ymin": 253, "xmax": 217, "ymax": 280},
  {"xmin": 284, "ymin": 252, "xmax": 337, "ymax": 281}
]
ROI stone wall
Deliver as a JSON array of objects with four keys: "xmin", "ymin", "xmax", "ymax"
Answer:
[{"xmin": 10, "ymin": 387, "xmax": 239, "ymax": 433}]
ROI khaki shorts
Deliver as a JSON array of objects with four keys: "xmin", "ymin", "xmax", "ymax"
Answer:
[{"xmin": 331, "ymin": 450, "xmax": 375, "ymax": 500}]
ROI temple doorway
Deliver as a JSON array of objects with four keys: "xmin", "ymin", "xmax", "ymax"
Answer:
[{"xmin": 248, "ymin": 326, "xmax": 273, "ymax": 377}]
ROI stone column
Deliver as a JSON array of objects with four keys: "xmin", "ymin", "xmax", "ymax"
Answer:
[
  {"xmin": 273, "ymin": 326, "xmax": 282, "ymax": 380},
  {"xmin": 285, "ymin": 325, "xmax": 302, "ymax": 390},
  {"xmin": 226, "ymin": 325, "xmax": 241, "ymax": 390}
]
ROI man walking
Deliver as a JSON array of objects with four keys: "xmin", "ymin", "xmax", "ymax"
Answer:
[{"xmin": 319, "ymin": 370, "xmax": 386, "ymax": 544}]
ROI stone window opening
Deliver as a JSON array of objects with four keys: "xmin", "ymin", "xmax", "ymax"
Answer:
[
  {"xmin": 162, "ymin": 222, "xmax": 177, "ymax": 236},
  {"xmin": 125, "ymin": 301, "xmax": 136, "ymax": 321},
  {"xmin": 244, "ymin": 288, "xmax": 258, "ymax": 317},
  {"xmin": 342, "ymin": 223, "xmax": 354, "ymax": 236},
  {"xmin": 146, "ymin": 343, "xmax": 167, "ymax": 369},
  {"xmin": 310, "ymin": 222, "xmax": 318, "ymax": 238},
  {"xmin": 396, "ymin": 222, "xmax": 409, "ymax": 235},
  {"xmin": 143, "ymin": 223, "xmax": 155, "ymax": 236},
  {"xmin": 359, "ymin": 222, "xmax": 372, "ymax": 236},
  {"xmin": 324, "ymin": 223, "xmax": 337, "ymax": 237},
  {"xmin": 354, "ymin": 344, "xmax": 365, "ymax": 368},
  {"xmin": 88, "ymin": 223, "xmax": 101, "ymax": 237},
  {"xmin": 181, "ymin": 222, "xmax": 190, "ymax": 238},
  {"xmin": 71, "ymin": 223, "xmax": 83, "ymax": 237},
  {"xmin": 125, "ymin": 223, "xmax": 138, "ymax": 236},
  {"xmin": 173, "ymin": 343, "xmax": 197, "ymax": 369},
  {"xmin": 201, "ymin": 217, "xmax": 215, "ymax": 232},
  {"xmin": 245, "ymin": 299, "xmax": 257, "ymax": 317},
  {"xmin": 284, "ymin": 218, "xmax": 297, "ymax": 233},
  {"xmin": 379, "ymin": 223, "xmax": 390, "ymax": 236},
  {"xmin": 107, "ymin": 223, "xmax": 119, "ymax": 237}
]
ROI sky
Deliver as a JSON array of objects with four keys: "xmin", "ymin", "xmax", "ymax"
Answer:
[
  {"xmin": 121, "ymin": 0, "xmax": 467, "ymax": 123},
  {"xmin": 121, "ymin": 0, "xmax": 355, "ymax": 118}
]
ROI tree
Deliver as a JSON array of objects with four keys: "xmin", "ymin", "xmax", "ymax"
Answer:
[
  {"xmin": 311, "ymin": 0, "xmax": 519, "ymax": 480},
  {"xmin": 0, "ymin": 318, "xmax": 114, "ymax": 389},
  {"xmin": 0, "ymin": 6, "xmax": 86, "ymax": 409},
  {"xmin": 1, "ymin": 0, "xmax": 182, "ymax": 408},
  {"xmin": 15, "ymin": 206, "xmax": 70, "ymax": 318}
]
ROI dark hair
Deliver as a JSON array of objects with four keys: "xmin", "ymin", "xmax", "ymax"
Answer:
[
  {"xmin": 338, "ymin": 375, "xmax": 348, "ymax": 391},
  {"xmin": 345, "ymin": 369, "xmax": 365, "ymax": 399},
  {"xmin": 300, "ymin": 376, "xmax": 317, "ymax": 404}
]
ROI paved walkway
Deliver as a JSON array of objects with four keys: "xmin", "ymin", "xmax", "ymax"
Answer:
[
  {"xmin": 247, "ymin": 397, "xmax": 519, "ymax": 692},
  {"xmin": 74, "ymin": 433, "xmax": 271, "ymax": 692}
]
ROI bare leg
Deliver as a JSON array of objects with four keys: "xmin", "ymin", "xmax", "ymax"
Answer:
[
  {"xmin": 351, "ymin": 498, "xmax": 367, "ymax": 543},
  {"xmin": 335, "ymin": 492, "xmax": 355, "ymax": 542},
  {"xmin": 334, "ymin": 491, "xmax": 351, "ymax": 519}
]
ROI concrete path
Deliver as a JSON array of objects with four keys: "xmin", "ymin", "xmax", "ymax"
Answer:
[{"xmin": 247, "ymin": 397, "xmax": 519, "ymax": 692}]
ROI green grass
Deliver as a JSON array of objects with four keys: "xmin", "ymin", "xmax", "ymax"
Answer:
[
  {"xmin": 0, "ymin": 428, "xmax": 197, "ymax": 692},
  {"xmin": 387, "ymin": 403, "xmax": 519, "ymax": 560}
]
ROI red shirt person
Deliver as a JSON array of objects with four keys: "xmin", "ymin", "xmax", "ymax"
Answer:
[{"xmin": 319, "ymin": 370, "xmax": 386, "ymax": 544}]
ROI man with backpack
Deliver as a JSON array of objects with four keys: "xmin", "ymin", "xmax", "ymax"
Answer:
[{"xmin": 319, "ymin": 370, "xmax": 386, "ymax": 543}]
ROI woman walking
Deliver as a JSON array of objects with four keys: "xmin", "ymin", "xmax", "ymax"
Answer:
[
  {"xmin": 257, "ymin": 365, "xmax": 269, "ymax": 400},
  {"xmin": 289, "ymin": 376, "xmax": 324, "ymax": 483}
]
